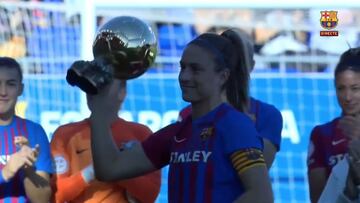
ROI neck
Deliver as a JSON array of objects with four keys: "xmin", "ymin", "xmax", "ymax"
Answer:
[
  {"xmin": 109, "ymin": 106, "xmax": 123, "ymax": 124},
  {"xmin": 108, "ymin": 113, "xmax": 120, "ymax": 124},
  {"xmin": 0, "ymin": 111, "xmax": 15, "ymax": 126},
  {"xmin": 191, "ymin": 98, "xmax": 225, "ymax": 120}
]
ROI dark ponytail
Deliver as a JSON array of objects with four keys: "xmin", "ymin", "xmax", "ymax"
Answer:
[
  {"xmin": 221, "ymin": 29, "xmax": 253, "ymax": 113},
  {"xmin": 188, "ymin": 31, "xmax": 252, "ymax": 112},
  {"xmin": 335, "ymin": 48, "xmax": 360, "ymax": 78}
]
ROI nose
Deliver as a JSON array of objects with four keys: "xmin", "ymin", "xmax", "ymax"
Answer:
[
  {"xmin": 178, "ymin": 67, "xmax": 191, "ymax": 84},
  {"xmin": 343, "ymin": 89, "xmax": 353, "ymax": 102},
  {"xmin": 0, "ymin": 83, "xmax": 6, "ymax": 96}
]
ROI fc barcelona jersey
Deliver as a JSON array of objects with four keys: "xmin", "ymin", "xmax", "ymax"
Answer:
[
  {"xmin": 0, "ymin": 116, "xmax": 53, "ymax": 203},
  {"xmin": 179, "ymin": 97, "xmax": 283, "ymax": 150},
  {"xmin": 143, "ymin": 103, "xmax": 263, "ymax": 203}
]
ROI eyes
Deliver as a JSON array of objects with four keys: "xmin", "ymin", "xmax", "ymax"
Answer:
[
  {"xmin": 0, "ymin": 80, "xmax": 19, "ymax": 88},
  {"xmin": 7, "ymin": 82, "xmax": 17, "ymax": 87},
  {"xmin": 179, "ymin": 62, "xmax": 204, "ymax": 74},
  {"xmin": 336, "ymin": 85, "xmax": 360, "ymax": 92}
]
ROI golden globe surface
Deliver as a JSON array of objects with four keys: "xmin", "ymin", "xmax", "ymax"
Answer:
[{"xmin": 92, "ymin": 16, "xmax": 157, "ymax": 79}]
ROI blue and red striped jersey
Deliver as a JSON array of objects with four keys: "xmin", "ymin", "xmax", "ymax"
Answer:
[
  {"xmin": 248, "ymin": 98, "xmax": 282, "ymax": 151},
  {"xmin": 179, "ymin": 97, "xmax": 283, "ymax": 150},
  {"xmin": 143, "ymin": 103, "xmax": 263, "ymax": 203},
  {"xmin": 0, "ymin": 116, "xmax": 53, "ymax": 203}
]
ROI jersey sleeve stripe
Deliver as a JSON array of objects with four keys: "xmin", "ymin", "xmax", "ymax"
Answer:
[
  {"xmin": 230, "ymin": 148, "xmax": 266, "ymax": 174},
  {"xmin": 232, "ymin": 153, "xmax": 264, "ymax": 165},
  {"xmin": 233, "ymin": 159, "xmax": 265, "ymax": 171},
  {"xmin": 237, "ymin": 162, "xmax": 266, "ymax": 174},
  {"xmin": 230, "ymin": 148, "xmax": 263, "ymax": 158}
]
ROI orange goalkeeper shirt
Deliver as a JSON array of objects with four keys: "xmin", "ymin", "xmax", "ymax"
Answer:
[{"xmin": 50, "ymin": 118, "xmax": 161, "ymax": 203}]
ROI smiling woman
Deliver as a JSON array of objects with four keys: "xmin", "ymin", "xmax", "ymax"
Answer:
[
  {"xmin": 89, "ymin": 29, "xmax": 274, "ymax": 203},
  {"xmin": 334, "ymin": 51, "xmax": 360, "ymax": 117},
  {"xmin": 0, "ymin": 57, "xmax": 53, "ymax": 203},
  {"xmin": 0, "ymin": 59, "xmax": 23, "ymax": 122},
  {"xmin": 307, "ymin": 48, "xmax": 360, "ymax": 203},
  {"xmin": 179, "ymin": 40, "xmax": 232, "ymax": 117}
]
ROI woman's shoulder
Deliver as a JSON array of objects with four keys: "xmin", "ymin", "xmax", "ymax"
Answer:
[
  {"xmin": 216, "ymin": 104, "xmax": 255, "ymax": 131},
  {"xmin": 312, "ymin": 117, "xmax": 340, "ymax": 135},
  {"xmin": 15, "ymin": 116, "xmax": 44, "ymax": 130}
]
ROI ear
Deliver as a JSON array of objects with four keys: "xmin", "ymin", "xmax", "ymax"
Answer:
[{"xmin": 220, "ymin": 69, "xmax": 230, "ymax": 85}]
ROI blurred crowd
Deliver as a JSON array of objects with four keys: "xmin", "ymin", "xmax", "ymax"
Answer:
[{"xmin": 1, "ymin": 1, "xmax": 360, "ymax": 73}]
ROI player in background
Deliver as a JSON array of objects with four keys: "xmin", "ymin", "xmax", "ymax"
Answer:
[
  {"xmin": 178, "ymin": 29, "xmax": 283, "ymax": 169},
  {"xmin": 307, "ymin": 48, "xmax": 360, "ymax": 203},
  {"xmin": 89, "ymin": 30, "xmax": 273, "ymax": 203},
  {"xmin": 51, "ymin": 80, "xmax": 161, "ymax": 203},
  {"xmin": 0, "ymin": 57, "xmax": 53, "ymax": 203}
]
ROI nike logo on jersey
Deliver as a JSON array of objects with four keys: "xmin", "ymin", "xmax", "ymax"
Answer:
[
  {"xmin": 76, "ymin": 148, "xmax": 88, "ymax": 154},
  {"xmin": 170, "ymin": 151, "xmax": 212, "ymax": 163},
  {"xmin": 200, "ymin": 127, "xmax": 214, "ymax": 140},
  {"xmin": 174, "ymin": 136, "xmax": 186, "ymax": 143},
  {"xmin": 332, "ymin": 139, "xmax": 346, "ymax": 146}
]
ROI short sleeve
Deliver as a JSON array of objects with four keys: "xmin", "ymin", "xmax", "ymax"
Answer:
[
  {"xmin": 50, "ymin": 127, "xmax": 71, "ymax": 176},
  {"xmin": 33, "ymin": 123, "xmax": 53, "ymax": 174},
  {"xmin": 142, "ymin": 122, "xmax": 183, "ymax": 169},
  {"xmin": 257, "ymin": 104, "xmax": 283, "ymax": 151},
  {"xmin": 133, "ymin": 124, "xmax": 153, "ymax": 141},
  {"xmin": 307, "ymin": 126, "xmax": 327, "ymax": 170},
  {"xmin": 217, "ymin": 110, "xmax": 263, "ymax": 155}
]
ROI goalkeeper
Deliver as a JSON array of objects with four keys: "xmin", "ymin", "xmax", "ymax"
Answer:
[{"xmin": 50, "ymin": 80, "xmax": 161, "ymax": 203}]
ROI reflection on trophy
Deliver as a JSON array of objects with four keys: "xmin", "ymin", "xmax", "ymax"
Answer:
[{"xmin": 66, "ymin": 16, "xmax": 157, "ymax": 94}]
